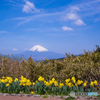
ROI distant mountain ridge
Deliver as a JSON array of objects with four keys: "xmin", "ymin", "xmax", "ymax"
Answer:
[{"xmin": 13, "ymin": 45, "xmax": 66, "ymax": 60}]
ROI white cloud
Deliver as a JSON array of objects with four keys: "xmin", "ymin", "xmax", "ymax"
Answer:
[
  {"xmin": 13, "ymin": 48, "xmax": 18, "ymax": 51},
  {"xmin": 23, "ymin": 0, "xmax": 40, "ymax": 13},
  {"xmin": 74, "ymin": 19, "xmax": 86, "ymax": 26},
  {"xmin": 62, "ymin": 26, "xmax": 73, "ymax": 31},
  {"xmin": 62, "ymin": 6, "xmax": 86, "ymax": 26},
  {"xmin": 66, "ymin": 13, "xmax": 78, "ymax": 20}
]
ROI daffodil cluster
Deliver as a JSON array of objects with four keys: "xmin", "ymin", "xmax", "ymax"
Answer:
[
  {"xmin": 0, "ymin": 76, "xmax": 13, "ymax": 87},
  {"xmin": 20, "ymin": 76, "xmax": 31, "ymax": 86},
  {"xmin": 38, "ymin": 76, "xmax": 44, "ymax": 81},
  {"xmin": 0, "ymin": 76, "xmax": 99, "ymax": 95},
  {"xmin": 83, "ymin": 80, "xmax": 87, "ymax": 87},
  {"xmin": 77, "ymin": 80, "xmax": 83, "ymax": 85},
  {"xmin": 49, "ymin": 78, "xmax": 58, "ymax": 86},
  {"xmin": 65, "ymin": 78, "xmax": 73, "ymax": 87}
]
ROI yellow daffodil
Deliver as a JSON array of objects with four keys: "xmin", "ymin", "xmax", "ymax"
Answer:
[
  {"xmin": 33, "ymin": 82, "xmax": 35, "ymax": 85},
  {"xmin": 2, "ymin": 76, "xmax": 5, "ymax": 79},
  {"xmin": 1, "ymin": 79, "xmax": 5, "ymax": 83},
  {"xmin": 94, "ymin": 80, "xmax": 98, "ymax": 85},
  {"xmin": 44, "ymin": 80, "xmax": 46, "ymax": 84},
  {"xmin": 45, "ymin": 82, "xmax": 49, "ymax": 87},
  {"xmin": 59, "ymin": 83, "xmax": 64, "ymax": 88},
  {"xmin": 38, "ymin": 76, "xmax": 44, "ymax": 81},
  {"xmin": 83, "ymin": 82, "xmax": 87, "ymax": 87},
  {"xmin": 71, "ymin": 77, "xmax": 75, "ymax": 81},
  {"xmin": 14, "ymin": 78, "xmax": 18, "ymax": 82},
  {"xmin": 52, "ymin": 78, "xmax": 55, "ymax": 82},
  {"xmin": 31, "ymin": 91, "xmax": 34, "ymax": 94},
  {"xmin": 77, "ymin": 80, "xmax": 83, "ymax": 85},
  {"xmin": 20, "ymin": 83, "xmax": 22, "ymax": 85},
  {"xmin": 23, "ymin": 83, "xmax": 25, "ymax": 86},
  {"xmin": 4, "ymin": 79, "xmax": 8, "ymax": 83},
  {"xmin": 65, "ymin": 78, "xmax": 70, "ymax": 83},
  {"xmin": 54, "ymin": 81, "xmax": 58, "ymax": 86},
  {"xmin": 75, "ymin": 83, "xmax": 77, "ymax": 86},
  {"xmin": 49, "ymin": 80, "xmax": 53, "ymax": 85},
  {"xmin": 6, "ymin": 83, "xmax": 9, "ymax": 87},
  {"xmin": 90, "ymin": 81, "xmax": 94, "ymax": 87}
]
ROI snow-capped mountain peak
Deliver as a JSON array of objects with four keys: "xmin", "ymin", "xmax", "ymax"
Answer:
[{"xmin": 29, "ymin": 45, "xmax": 48, "ymax": 52}]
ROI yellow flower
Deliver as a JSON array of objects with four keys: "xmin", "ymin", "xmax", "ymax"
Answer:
[
  {"xmin": 6, "ymin": 77, "xmax": 10, "ymax": 80},
  {"xmin": 31, "ymin": 91, "xmax": 34, "ymax": 94},
  {"xmin": 27, "ymin": 79, "xmax": 30, "ymax": 82},
  {"xmin": 52, "ymin": 78, "xmax": 55, "ymax": 82},
  {"xmin": 90, "ymin": 81, "xmax": 94, "ymax": 87},
  {"xmin": 1, "ymin": 79, "xmax": 5, "ymax": 83},
  {"xmin": 94, "ymin": 80, "xmax": 98, "ymax": 85},
  {"xmin": 23, "ymin": 83, "xmax": 25, "ymax": 86},
  {"xmin": 77, "ymin": 80, "xmax": 83, "ymax": 85},
  {"xmin": 44, "ymin": 81, "xmax": 46, "ymax": 84},
  {"xmin": 54, "ymin": 81, "xmax": 58, "ymax": 86},
  {"xmin": 59, "ymin": 83, "xmax": 64, "ymax": 88},
  {"xmin": 67, "ymin": 82, "xmax": 72, "ymax": 87},
  {"xmin": 38, "ymin": 76, "xmax": 44, "ymax": 81},
  {"xmin": 45, "ymin": 82, "xmax": 49, "ymax": 87},
  {"xmin": 6, "ymin": 83, "xmax": 9, "ymax": 87},
  {"xmin": 65, "ymin": 78, "xmax": 70, "ymax": 83},
  {"xmin": 26, "ymin": 81, "xmax": 31, "ymax": 86},
  {"xmin": 2, "ymin": 76, "xmax": 5, "ymax": 79},
  {"xmin": 4, "ymin": 79, "xmax": 8, "ymax": 83},
  {"xmin": 9, "ymin": 80, "xmax": 12, "ymax": 84},
  {"xmin": 72, "ymin": 79, "xmax": 76, "ymax": 83},
  {"xmin": 20, "ymin": 83, "xmax": 22, "ymax": 85},
  {"xmin": 14, "ymin": 78, "xmax": 18, "ymax": 82},
  {"xmin": 49, "ymin": 80, "xmax": 53, "ymax": 85},
  {"xmin": 65, "ymin": 82, "xmax": 68, "ymax": 86},
  {"xmin": 75, "ymin": 83, "xmax": 77, "ymax": 86},
  {"xmin": 81, "ymin": 80, "xmax": 83, "ymax": 83},
  {"xmin": 26, "ymin": 83, "xmax": 29, "ymax": 86},
  {"xmin": 71, "ymin": 77, "xmax": 75, "ymax": 81},
  {"xmin": 83, "ymin": 82, "xmax": 87, "ymax": 87},
  {"xmin": 33, "ymin": 82, "xmax": 35, "ymax": 85},
  {"xmin": 21, "ymin": 76, "xmax": 24, "ymax": 79},
  {"xmin": 8, "ymin": 77, "xmax": 13, "ymax": 84}
]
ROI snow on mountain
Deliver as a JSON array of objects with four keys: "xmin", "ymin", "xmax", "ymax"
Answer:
[
  {"xmin": 29, "ymin": 45, "xmax": 48, "ymax": 52},
  {"xmin": 11, "ymin": 45, "xmax": 66, "ymax": 61}
]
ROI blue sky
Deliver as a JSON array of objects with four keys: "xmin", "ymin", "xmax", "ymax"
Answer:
[{"xmin": 0, "ymin": 0, "xmax": 100, "ymax": 55}]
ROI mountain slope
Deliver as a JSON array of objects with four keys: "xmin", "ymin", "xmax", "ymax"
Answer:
[
  {"xmin": 14, "ymin": 45, "xmax": 65, "ymax": 60},
  {"xmin": 14, "ymin": 51, "xmax": 65, "ymax": 60}
]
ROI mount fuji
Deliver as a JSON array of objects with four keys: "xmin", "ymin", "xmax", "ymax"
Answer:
[{"xmin": 14, "ymin": 45, "xmax": 66, "ymax": 61}]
